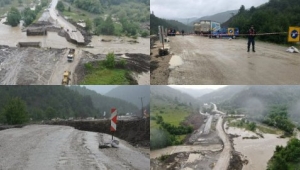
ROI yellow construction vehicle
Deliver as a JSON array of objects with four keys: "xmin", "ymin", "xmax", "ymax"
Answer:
[{"xmin": 62, "ymin": 71, "xmax": 71, "ymax": 85}]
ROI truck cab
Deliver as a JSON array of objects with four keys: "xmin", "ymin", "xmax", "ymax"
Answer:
[{"xmin": 67, "ymin": 48, "xmax": 75, "ymax": 62}]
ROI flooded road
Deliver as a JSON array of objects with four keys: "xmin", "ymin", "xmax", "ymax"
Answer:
[
  {"xmin": 0, "ymin": 125, "xmax": 149, "ymax": 170},
  {"xmin": 85, "ymin": 36, "xmax": 150, "ymax": 55},
  {"xmin": 227, "ymin": 126, "xmax": 288, "ymax": 170},
  {"xmin": 167, "ymin": 36, "xmax": 300, "ymax": 85},
  {"xmin": 150, "ymin": 144, "xmax": 222, "ymax": 159}
]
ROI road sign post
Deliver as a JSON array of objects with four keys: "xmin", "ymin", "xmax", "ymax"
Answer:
[
  {"xmin": 158, "ymin": 26, "xmax": 165, "ymax": 49},
  {"xmin": 110, "ymin": 108, "xmax": 117, "ymax": 140},
  {"xmin": 288, "ymin": 26, "xmax": 300, "ymax": 42}
]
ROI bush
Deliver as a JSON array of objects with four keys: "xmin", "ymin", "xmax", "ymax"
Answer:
[
  {"xmin": 118, "ymin": 59, "xmax": 126, "ymax": 68},
  {"xmin": 3, "ymin": 97, "xmax": 28, "ymax": 125},
  {"xmin": 141, "ymin": 31, "xmax": 149, "ymax": 37},
  {"xmin": 105, "ymin": 52, "xmax": 115, "ymax": 68},
  {"xmin": 84, "ymin": 63, "xmax": 93, "ymax": 70}
]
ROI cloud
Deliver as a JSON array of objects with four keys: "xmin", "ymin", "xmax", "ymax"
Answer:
[{"xmin": 150, "ymin": 0, "xmax": 269, "ymax": 19}]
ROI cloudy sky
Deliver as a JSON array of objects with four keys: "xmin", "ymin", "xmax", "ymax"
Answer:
[
  {"xmin": 151, "ymin": 0, "xmax": 269, "ymax": 19},
  {"xmin": 169, "ymin": 85, "xmax": 227, "ymax": 90},
  {"xmin": 84, "ymin": 85, "xmax": 118, "ymax": 94}
]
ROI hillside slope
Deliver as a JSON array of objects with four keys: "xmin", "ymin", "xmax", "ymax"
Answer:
[
  {"xmin": 0, "ymin": 86, "xmax": 98, "ymax": 122},
  {"xmin": 191, "ymin": 9, "xmax": 238, "ymax": 24},
  {"xmin": 223, "ymin": 0, "xmax": 300, "ymax": 43},
  {"xmin": 150, "ymin": 14, "xmax": 192, "ymax": 34},
  {"xmin": 69, "ymin": 86, "xmax": 139, "ymax": 116},
  {"xmin": 105, "ymin": 85, "xmax": 150, "ymax": 109}
]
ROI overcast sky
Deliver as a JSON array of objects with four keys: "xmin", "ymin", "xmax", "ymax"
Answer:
[
  {"xmin": 151, "ymin": 0, "xmax": 269, "ymax": 19},
  {"xmin": 169, "ymin": 85, "xmax": 227, "ymax": 90},
  {"xmin": 84, "ymin": 85, "xmax": 118, "ymax": 94}
]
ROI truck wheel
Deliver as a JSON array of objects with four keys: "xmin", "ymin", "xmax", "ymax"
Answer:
[
  {"xmin": 233, "ymin": 36, "xmax": 236, "ymax": 39},
  {"xmin": 217, "ymin": 35, "xmax": 220, "ymax": 39}
]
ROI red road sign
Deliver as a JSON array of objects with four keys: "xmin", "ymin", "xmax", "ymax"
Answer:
[{"xmin": 110, "ymin": 108, "xmax": 117, "ymax": 131}]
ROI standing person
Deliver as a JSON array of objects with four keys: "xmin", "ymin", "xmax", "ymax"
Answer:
[
  {"xmin": 181, "ymin": 30, "xmax": 184, "ymax": 36},
  {"xmin": 248, "ymin": 25, "xmax": 256, "ymax": 52}
]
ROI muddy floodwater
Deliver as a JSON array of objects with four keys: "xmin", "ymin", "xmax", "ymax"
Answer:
[
  {"xmin": 0, "ymin": 21, "xmax": 150, "ymax": 55},
  {"xmin": 227, "ymin": 127, "xmax": 289, "ymax": 170},
  {"xmin": 0, "ymin": 125, "xmax": 149, "ymax": 170},
  {"xmin": 0, "ymin": 21, "xmax": 76, "ymax": 49}
]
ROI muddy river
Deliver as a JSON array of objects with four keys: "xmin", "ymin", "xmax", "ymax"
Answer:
[
  {"xmin": 0, "ymin": 20, "xmax": 149, "ymax": 55},
  {"xmin": 226, "ymin": 127, "xmax": 289, "ymax": 170}
]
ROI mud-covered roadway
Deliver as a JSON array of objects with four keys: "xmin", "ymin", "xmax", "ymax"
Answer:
[
  {"xmin": 0, "ymin": 125, "xmax": 149, "ymax": 170},
  {"xmin": 0, "ymin": 45, "xmax": 150, "ymax": 85},
  {"xmin": 167, "ymin": 36, "xmax": 300, "ymax": 85}
]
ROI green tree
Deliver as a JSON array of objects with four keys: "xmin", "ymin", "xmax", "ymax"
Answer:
[
  {"xmin": 23, "ymin": 7, "xmax": 36, "ymax": 26},
  {"xmin": 85, "ymin": 18, "xmax": 92, "ymax": 31},
  {"xmin": 7, "ymin": 7, "xmax": 21, "ymax": 27},
  {"xmin": 57, "ymin": 1, "xmax": 65, "ymax": 12},
  {"xmin": 3, "ymin": 97, "xmax": 28, "ymax": 125}
]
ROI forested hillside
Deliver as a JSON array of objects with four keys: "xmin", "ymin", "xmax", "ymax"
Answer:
[
  {"xmin": 150, "ymin": 14, "xmax": 192, "ymax": 35},
  {"xmin": 69, "ymin": 86, "xmax": 139, "ymax": 116},
  {"xmin": 199, "ymin": 86, "xmax": 300, "ymax": 126},
  {"xmin": 105, "ymin": 85, "xmax": 150, "ymax": 109},
  {"xmin": 64, "ymin": 0, "xmax": 149, "ymax": 36},
  {"xmin": 151, "ymin": 86, "xmax": 197, "ymax": 109},
  {"xmin": 0, "ymin": 86, "xmax": 97, "ymax": 123},
  {"xmin": 223, "ymin": 0, "xmax": 300, "ymax": 44}
]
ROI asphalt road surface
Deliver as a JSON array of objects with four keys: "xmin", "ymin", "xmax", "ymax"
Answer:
[
  {"xmin": 213, "ymin": 114, "xmax": 231, "ymax": 170},
  {"xmin": 0, "ymin": 125, "xmax": 149, "ymax": 170},
  {"xmin": 167, "ymin": 36, "xmax": 300, "ymax": 85}
]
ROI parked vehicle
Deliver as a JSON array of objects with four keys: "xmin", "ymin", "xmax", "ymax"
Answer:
[{"xmin": 210, "ymin": 27, "xmax": 239, "ymax": 39}]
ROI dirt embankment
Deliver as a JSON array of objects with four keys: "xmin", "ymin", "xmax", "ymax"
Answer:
[
  {"xmin": 150, "ymin": 39, "xmax": 172, "ymax": 85},
  {"xmin": 74, "ymin": 51, "xmax": 150, "ymax": 84},
  {"xmin": 228, "ymin": 134, "xmax": 244, "ymax": 170},
  {"xmin": 47, "ymin": 118, "xmax": 150, "ymax": 147}
]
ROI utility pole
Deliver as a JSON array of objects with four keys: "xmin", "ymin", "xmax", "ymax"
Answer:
[{"xmin": 139, "ymin": 97, "xmax": 144, "ymax": 118}]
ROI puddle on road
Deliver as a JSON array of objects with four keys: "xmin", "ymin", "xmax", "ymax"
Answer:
[
  {"xmin": 169, "ymin": 55, "xmax": 183, "ymax": 69},
  {"xmin": 132, "ymin": 71, "xmax": 150, "ymax": 85}
]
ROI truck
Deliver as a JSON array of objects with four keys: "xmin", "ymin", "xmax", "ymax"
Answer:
[
  {"xmin": 194, "ymin": 20, "xmax": 221, "ymax": 35},
  {"xmin": 62, "ymin": 71, "xmax": 71, "ymax": 85},
  {"xmin": 67, "ymin": 48, "xmax": 75, "ymax": 62},
  {"xmin": 210, "ymin": 27, "xmax": 239, "ymax": 39}
]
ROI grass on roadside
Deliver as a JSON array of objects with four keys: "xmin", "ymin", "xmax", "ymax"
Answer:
[{"xmin": 81, "ymin": 52, "xmax": 133, "ymax": 85}]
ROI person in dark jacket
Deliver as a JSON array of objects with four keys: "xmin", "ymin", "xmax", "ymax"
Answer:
[
  {"xmin": 248, "ymin": 25, "xmax": 256, "ymax": 52},
  {"xmin": 181, "ymin": 30, "xmax": 184, "ymax": 36}
]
